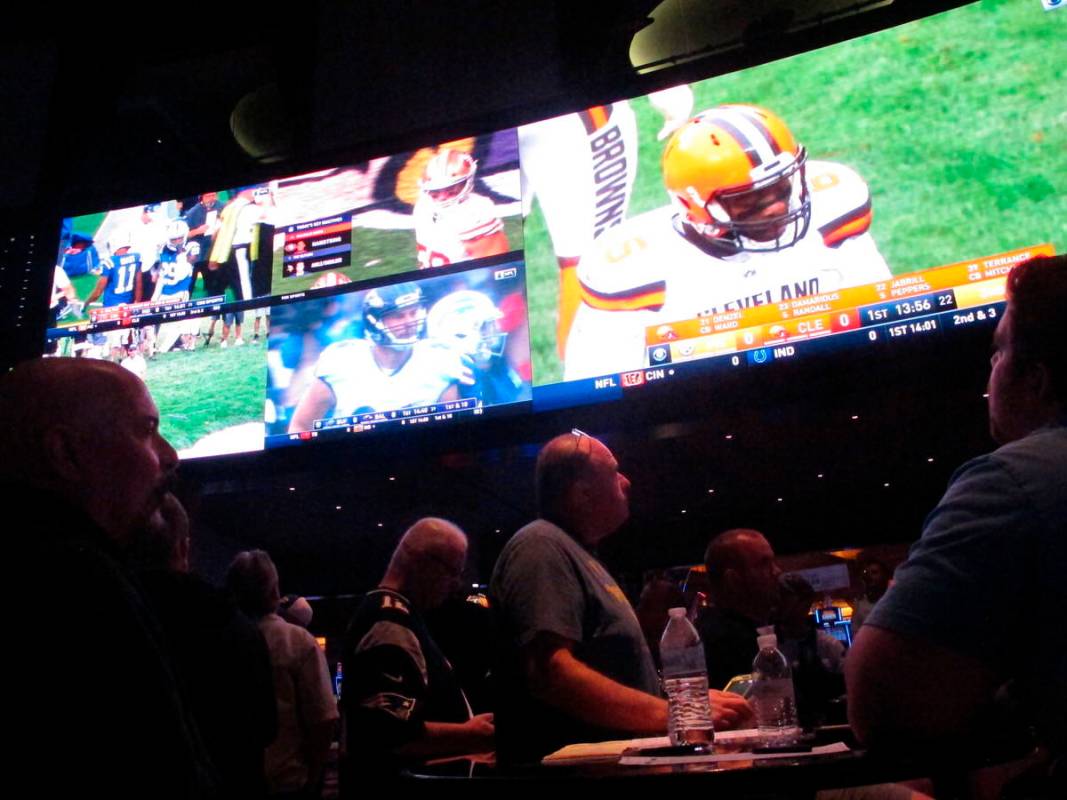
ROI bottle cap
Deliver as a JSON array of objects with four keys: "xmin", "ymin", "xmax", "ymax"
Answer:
[
  {"xmin": 757, "ymin": 633, "xmax": 778, "ymax": 650},
  {"xmin": 668, "ymin": 607, "xmax": 687, "ymax": 618}
]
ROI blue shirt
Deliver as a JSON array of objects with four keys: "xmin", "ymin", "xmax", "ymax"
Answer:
[
  {"xmin": 157, "ymin": 248, "xmax": 194, "ymax": 298},
  {"xmin": 868, "ymin": 423, "xmax": 1067, "ymax": 752},
  {"xmin": 100, "ymin": 252, "xmax": 141, "ymax": 306}
]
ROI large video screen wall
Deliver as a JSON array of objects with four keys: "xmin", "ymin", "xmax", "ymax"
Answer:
[{"xmin": 45, "ymin": 1, "xmax": 1065, "ymax": 458}]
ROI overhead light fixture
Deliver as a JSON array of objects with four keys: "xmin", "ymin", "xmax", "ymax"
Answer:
[{"xmin": 629, "ymin": 0, "xmax": 896, "ymax": 75}]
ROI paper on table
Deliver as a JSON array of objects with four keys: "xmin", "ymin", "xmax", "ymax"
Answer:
[
  {"xmin": 542, "ymin": 728, "xmax": 764, "ymax": 765},
  {"xmin": 619, "ymin": 741, "xmax": 850, "ymax": 766}
]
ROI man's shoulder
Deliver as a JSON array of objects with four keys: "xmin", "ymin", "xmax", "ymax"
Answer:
[
  {"xmin": 316, "ymin": 338, "xmax": 370, "ymax": 374},
  {"xmin": 351, "ymin": 589, "xmax": 416, "ymax": 628},
  {"xmin": 346, "ymin": 592, "xmax": 429, "ymax": 679},
  {"xmin": 454, "ymin": 193, "xmax": 503, "ymax": 227},
  {"xmin": 501, "ymin": 519, "xmax": 576, "ymax": 557},
  {"xmin": 576, "ymin": 207, "xmax": 685, "ymax": 311},
  {"xmin": 260, "ymin": 613, "xmax": 318, "ymax": 656},
  {"xmin": 990, "ymin": 424, "xmax": 1067, "ymax": 470},
  {"xmin": 949, "ymin": 425, "xmax": 1067, "ymax": 503},
  {"xmin": 321, "ymin": 337, "xmax": 367, "ymax": 356},
  {"xmin": 806, "ymin": 159, "xmax": 873, "ymax": 247},
  {"xmin": 410, "ymin": 338, "xmax": 455, "ymax": 366},
  {"xmin": 491, "ymin": 520, "xmax": 579, "ymax": 592}
]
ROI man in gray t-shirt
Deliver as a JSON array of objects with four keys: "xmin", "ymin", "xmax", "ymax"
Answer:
[{"xmin": 490, "ymin": 432, "xmax": 751, "ymax": 762}]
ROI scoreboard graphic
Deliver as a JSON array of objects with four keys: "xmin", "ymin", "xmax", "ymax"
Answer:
[{"xmin": 640, "ymin": 244, "xmax": 1051, "ymax": 369}]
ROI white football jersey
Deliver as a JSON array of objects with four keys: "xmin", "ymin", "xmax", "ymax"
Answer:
[
  {"xmin": 131, "ymin": 220, "xmax": 167, "ymax": 275},
  {"xmin": 564, "ymin": 160, "xmax": 891, "ymax": 380},
  {"xmin": 414, "ymin": 193, "xmax": 504, "ymax": 268},
  {"xmin": 314, "ymin": 338, "xmax": 457, "ymax": 416},
  {"xmin": 518, "ymin": 101, "xmax": 639, "ymax": 259}
]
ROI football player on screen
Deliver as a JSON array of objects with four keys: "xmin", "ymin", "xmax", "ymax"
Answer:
[
  {"xmin": 81, "ymin": 231, "xmax": 144, "ymax": 361},
  {"xmin": 85, "ymin": 230, "xmax": 142, "ymax": 309},
  {"xmin": 287, "ymin": 283, "xmax": 465, "ymax": 432},
  {"xmin": 427, "ymin": 290, "xmax": 529, "ymax": 407},
  {"xmin": 519, "ymin": 87, "xmax": 694, "ymax": 357},
  {"xmin": 413, "ymin": 149, "xmax": 509, "ymax": 269},
  {"xmin": 151, "ymin": 220, "xmax": 201, "ymax": 352},
  {"xmin": 131, "ymin": 203, "xmax": 168, "ymax": 302},
  {"xmin": 49, "ymin": 265, "xmax": 82, "ymax": 327},
  {"xmin": 563, "ymin": 104, "xmax": 891, "ymax": 381}
]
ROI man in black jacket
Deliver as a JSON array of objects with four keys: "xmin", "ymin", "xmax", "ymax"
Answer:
[{"xmin": 2, "ymin": 357, "xmax": 217, "ymax": 799}]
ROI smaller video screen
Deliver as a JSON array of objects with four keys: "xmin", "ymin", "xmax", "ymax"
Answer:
[
  {"xmin": 269, "ymin": 130, "xmax": 523, "ymax": 295},
  {"xmin": 266, "ymin": 260, "xmax": 532, "ymax": 446},
  {"xmin": 45, "ymin": 303, "xmax": 271, "ymax": 460}
]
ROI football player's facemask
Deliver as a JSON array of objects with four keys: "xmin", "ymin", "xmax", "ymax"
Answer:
[
  {"xmin": 421, "ymin": 149, "xmax": 477, "ymax": 209},
  {"xmin": 428, "ymin": 290, "xmax": 506, "ymax": 369},
  {"xmin": 662, "ymin": 104, "xmax": 811, "ymax": 255},
  {"xmin": 363, "ymin": 283, "xmax": 427, "ymax": 348},
  {"xmin": 165, "ymin": 219, "xmax": 190, "ymax": 252}
]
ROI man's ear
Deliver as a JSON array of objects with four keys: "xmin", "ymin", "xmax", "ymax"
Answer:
[
  {"xmin": 722, "ymin": 566, "xmax": 739, "ymax": 595},
  {"xmin": 42, "ymin": 425, "xmax": 87, "ymax": 482},
  {"xmin": 1026, "ymin": 361, "xmax": 1052, "ymax": 405},
  {"xmin": 566, "ymin": 477, "xmax": 589, "ymax": 511}
]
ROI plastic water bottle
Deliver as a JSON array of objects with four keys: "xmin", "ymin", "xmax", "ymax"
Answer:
[
  {"xmin": 750, "ymin": 630, "xmax": 800, "ymax": 745},
  {"xmin": 660, "ymin": 607, "xmax": 715, "ymax": 746}
]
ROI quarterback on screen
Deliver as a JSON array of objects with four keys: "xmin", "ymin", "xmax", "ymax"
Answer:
[
  {"xmin": 287, "ymin": 283, "xmax": 464, "ymax": 432},
  {"xmin": 563, "ymin": 104, "xmax": 892, "ymax": 381}
]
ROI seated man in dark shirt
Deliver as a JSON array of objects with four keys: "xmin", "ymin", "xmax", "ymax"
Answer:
[
  {"xmin": 131, "ymin": 493, "xmax": 277, "ymax": 800},
  {"xmin": 341, "ymin": 518, "xmax": 494, "ymax": 786},
  {"xmin": 848, "ymin": 255, "xmax": 1066, "ymax": 781},
  {"xmin": 774, "ymin": 573, "xmax": 846, "ymax": 728},
  {"xmin": 1, "ymin": 357, "xmax": 216, "ymax": 799},
  {"xmin": 696, "ymin": 528, "xmax": 783, "ymax": 689}
]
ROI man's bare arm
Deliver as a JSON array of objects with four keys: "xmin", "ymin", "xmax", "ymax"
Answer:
[
  {"xmin": 84, "ymin": 276, "xmax": 108, "ymax": 306},
  {"xmin": 394, "ymin": 714, "xmax": 495, "ymax": 759},
  {"xmin": 304, "ymin": 718, "xmax": 337, "ymax": 787},
  {"xmin": 525, "ymin": 633, "xmax": 668, "ymax": 733},
  {"xmin": 288, "ymin": 379, "xmax": 335, "ymax": 433},
  {"xmin": 847, "ymin": 624, "xmax": 999, "ymax": 749},
  {"xmin": 524, "ymin": 633, "xmax": 752, "ymax": 733}
]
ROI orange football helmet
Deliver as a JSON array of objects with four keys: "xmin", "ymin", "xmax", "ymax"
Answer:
[
  {"xmin": 421, "ymin": 149, "xmax": 477, "ymax": 208},
  {"xmin": 662, "ymin": 104, "xmax": 810, "ymax": 254}
]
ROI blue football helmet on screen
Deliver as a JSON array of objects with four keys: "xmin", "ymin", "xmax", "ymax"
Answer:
[{"xmin": 363, "ymin": 282, "xmax": 427, "ymax": 348}]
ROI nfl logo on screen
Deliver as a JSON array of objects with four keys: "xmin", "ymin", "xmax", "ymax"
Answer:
[{"xmin": 1042, "ymin": 0, "xmax": 1062, "ymax": 11}]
